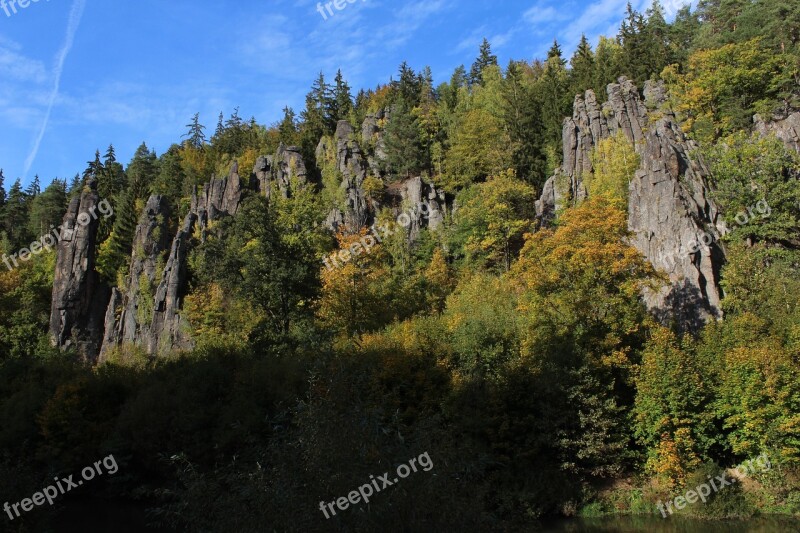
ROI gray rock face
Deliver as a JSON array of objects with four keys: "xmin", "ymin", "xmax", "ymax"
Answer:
[
  {"xmin": 49, "ymin": 180, "xmax": 109, "ymax": 362},
  {"xmin": 537, "ymin": 77, "xmax": 726, "ymax": 330},
  {"xmin": 149, "ymin": 212, "xmax": 196, "ymax": 354},
  {"xmin": 253, "ymin": 144, "xmax": 308, "ymax": 200},
  {"xmin": 99, "ymin": 196, "xmax": 179, "ymax": 360},
  {"xmin": 755, "ymin": 112, "xmax": 800, "ymax": 153},
  {"xmin": 318, "ymin": 118, "xmax": 449, "ymax": 237},
  {"xmin": 319, "ymin": 120, "xmax": 372, "ymax": 231}
]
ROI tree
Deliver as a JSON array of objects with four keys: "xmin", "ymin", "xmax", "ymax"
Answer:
[
  {"xmin": 634, "ymin": 327, "xmax": 713, "ymax": 486},
  {"xmin": 318, "ymin": 228, "xmax": 392, "ymax": 338},
  {"xmin": 570, "ymin": 35, "xmax": 596, "ymax": 96},
  {"xmin": 586, "ymin": 131, "xmax": 641, "ymax": 208},
  {"xmin": 97, "ymin": 144, "xmax": 127, "ymax": 243},
  {"xmin": 502, "ymin": 60, "xmax": 546, "ymax": 186},
  {"xmin": 663, "ymin": 39, "xmax": 783, "ymax": 140},
  {"xmin": 2, "ymin": 179, "xmax": 31, "ymax": 249},
  {"xmin": 393, "ymin": 62, "xmax": 422, "ymax": 107},
  {"xmin": 214, "ymin": 112, "xmax": 224, "ymax": 139},
  {"xmin": 278, "ymin": 106, "xmax": 299, "ymax": 146},
  {"xmin": 454, "ymin": 170, "xmax": 537, "ymax": 272},
  {"xmin": 0, "ymin": 169, "xmax": 6, "ymax": 210},
  {"xmin": 82, "ymin": 151, "xmax": 103, "ymax": 187},
  {"xmin": 382, "ymin": 100, "xmax": 426, "ymax": 179},
  {"xmin": 183, "ymin": 113, "xmax": 207, "ymax": 148},
  {"xmin": 25, "ymin": 175, "xmax": 40, "ymax": 198},
  {"xmin": 28, "ymin": 179, "xmax": 67, "ymax": 238},
  {"xmin": 512, "ymin": 195, "xmax": 657, "ymax": 477},
  {"xmin": 332, "ymin": 69, "xmax": 353, "ymax": 122},
  {"xmin": 300, "ymin": 72, "xmax": 335, "ymax": 163},
  {"xmin": 537, "ymin": 40, "xmax": 571, "ymax": 158},
  {"xmin": 469, "ymin": 38, "xmax": 498, "ymax": 86}
]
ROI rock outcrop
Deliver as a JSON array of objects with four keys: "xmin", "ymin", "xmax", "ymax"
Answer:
[
  {"xmin": 99, "ymin": 163, "xmax": 247, "ymax": 360},
  {"xmin": 755, "ymin": 111, "xmax": 800, "ymax": 153},
  {"xmin": 49, "ymin": 179, "xmax": 110, "ymax": 361},
  {"xmin": 538, "ymin": 77, "xmax": 726, "ymax": 330},
  {"xmin": 319, "ymin": 117, "xmax": 449, "ymax": 237}
]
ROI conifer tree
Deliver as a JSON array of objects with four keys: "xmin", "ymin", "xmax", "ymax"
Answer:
[
  {"xmin": 183, "ymin": 113, "xmax": 207, "ymax": 148},
  {"xmin": 0, "ymin": 169, "xmax": 6, "ymax": 211},
  {"xmin": 570, "ymin": 35, "xmax": 596, "ymax": 95},
  {"xmin": 469, "ymin": 38, "xmax": 499, "ymax": 86},
  {"xmin": 332, "ymin": 69, "xmax": 353, "ymax": 122}
]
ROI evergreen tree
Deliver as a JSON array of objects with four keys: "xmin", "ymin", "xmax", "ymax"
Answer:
[
  {"xmin": 570, "ymin": 34, "xmax": 596, "ymax": 95},
  {"xmin": 332, "ymin": 69, "xmax": 353, "ymax": 122},
  {"xmin": 214, "ymin": 112, "xmax": 225, "ymax": 139},
  {"xmin": 393, "ymin": 62, "xmax": 422, "ymax": 107},
  {"xmin": 278, "ymin": 106, "xmax": 299, "ymax": 145},
  {"xmin": 183, "ymin": 113, "xmax": 207, "ymax": 148},
  {"xmin": 25, "ymin": 175, "xmax": 40, "ymax": 197},
  {"xmin": 99, "ymin": 144, "xmax": 126, "ymax": 201},
  {"xmin": 300, "ymin": 73, "xmax": 335, "ymax": 163},
  {"xmin": 503, "ymin": 61, "xmax": 547, "ymax": 185},
  {"xmin": 383, "ymin": 100, "xmax": 426, "ymax": 178},
  {"xmin": 67, "ymin": 174, "xmax": 82, "ymax": 199},
  {"xmin": 28, "ymin": 179, "xmax": 67, "ymax": 237},
  {"xmin": 83, "ymin": 150, "xmax": 103, "ymax": 183},
  {"xmin": 2, "ymin": 179, "xmax": 31, "ymax": 248},
  {"xmin": 470, "ymin": 38, "xmax": 499, "ymax": 86},
  {"xmin": 537, "ymin": 41, "xmax": 571, "ymax": 158},
  {"xmin": 0, "ymin": 169, "xmax": 6, "ymax": 211}
]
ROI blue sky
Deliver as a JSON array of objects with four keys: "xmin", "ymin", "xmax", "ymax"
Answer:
[{"xmin": 0, "ymin": 0, "xmax": 691, "ymax": 187}]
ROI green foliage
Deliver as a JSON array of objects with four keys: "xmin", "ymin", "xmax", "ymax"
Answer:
[
  {"xmin": 586, "ymin": 131, "xmax": 640, "ymax": 207},
  {"xmin": 704, "ymin": 132, "xmax": 800, "ymax": 245}
]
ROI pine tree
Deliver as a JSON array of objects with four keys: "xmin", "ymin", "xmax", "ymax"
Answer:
[
  {"xmin": 570, "ymin": 34, "xmax": 596, "ymax": 95},
  {"xmin": 99, "ymin": 144, "xmax": 126, "ymax": 200},
  {"xmin": 83, "ymin": 150, "xmax": 103, "ymax": 183},
  {"xmin": 470, "ymin": 38, "xmax": 499, "ymax": 86},
  {"xmin": 383, "ymin": 100, "xmax": 426, "ymax": 179},
  {"xmin": 394, "ymin": 62, "xmax": 422, "ymax": 106},
  {"xmin": 214, "ymin": 112, "xmax": 225, "ymax": 139},
  {"xmin": 67, "ymin": 174, "xmax": 82, "ymax": 199},
  {"xmin": 300, "ymin": 73, "xmax": 335, "ymax": 164},
  {"xmin": 183, "ymin": 113, "xmax": 207, "ymax": 148},
  {"xmin": 0, "ymin": 169, "xmax": 6, "ymax": 210},
  {"xmin": 278, "ymin": 106, "xmax": 299, "ymax": 145},
  {"xmin": 2, "ymin": 179, "xmax": 31, "ymax": 248},
  {"xmin": 28, "ymin": 179, "xmax": 67, "ymax": 237},
  {"xmin": 25, "ymin": 175, "xmax": 40, "ymax": 197},
  {"xmin": 332, "ymin": 69, "xmax": 353, "ymax": 122},
  {"xmin": 538, "ymin": 41, "xmax": 571, "ymax": 154},
  {"xmin": 503, "ymin": 60, "xmax": 547, "ymax": 185}
]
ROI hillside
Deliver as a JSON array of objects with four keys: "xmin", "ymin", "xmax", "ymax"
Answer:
[{"xmin": 1, "ymin": 1, "xmax": 800, "ymax": 531}]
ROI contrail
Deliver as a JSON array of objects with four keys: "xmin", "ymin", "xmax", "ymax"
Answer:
[{"xmin": 23, "ymin": 0, "xmax": 87, "ymax": 179}]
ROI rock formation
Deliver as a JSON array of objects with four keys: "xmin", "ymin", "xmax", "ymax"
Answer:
[
  {"xmin": 49, "ymin": 179, "xmax": 110, "ymax": 361},
  {"xmin": 320, "ymin": 116, "xmax": 449, "ymax": 237},
  {"xmin": 537, "ymin": 77, "xmax": 727, "ymax": 330},
  {"xmin": 99, "ymin": 163, "xmax": 246, "ymax": 361},
  {"xmin": 755, "ymin": 111, "xmax": 800, "ymax": 153}
]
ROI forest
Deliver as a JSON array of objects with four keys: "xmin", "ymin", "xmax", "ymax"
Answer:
[{"xmin": 1, "ymin": 1, "xmax": 800, "ymax": 531}]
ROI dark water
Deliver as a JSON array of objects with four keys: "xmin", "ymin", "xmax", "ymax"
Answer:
[{"xmin": 542, "ymin": 515, "xmax": 800, "ymax": 532}]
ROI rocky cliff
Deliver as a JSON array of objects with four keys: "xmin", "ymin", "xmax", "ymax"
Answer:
[
  {"xmin": 49, "ymin": 179, "xmax": 110, "ymax": 361},
  {"xmin": 537, "ymin": 77, "xmax": 727, "ymax": 330}
]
